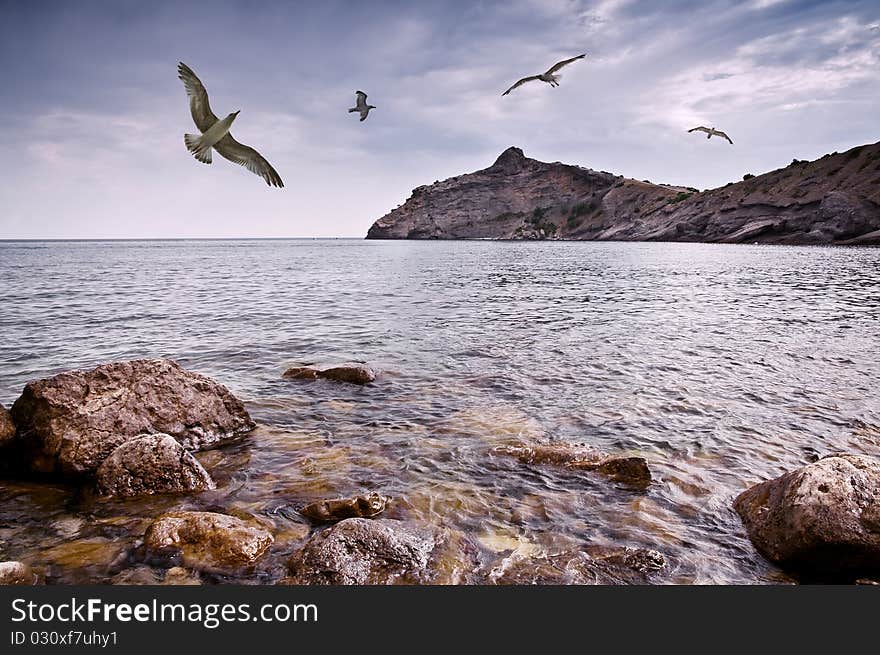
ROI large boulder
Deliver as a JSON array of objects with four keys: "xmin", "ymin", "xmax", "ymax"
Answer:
[
  {"xmin": 10, "ymin": 359, "xmax": 254, "ymax": 477},
  {"xmin": 0, "ymin": 561, "xmax": 37, "ymax": 585},
  {"xmin": 95, "ymin": 434, "xmax": 216, "ymax": 498},
  {"xmin": 734, "ymin": 454, "xmax": 880, "ymax": 581},
  {"xmin": 283, "ymin": 364, "xmax": 376, "ymax": 385},
  {"xmin": 490, "ymin": 546, "xmax": 667, "ymax": 585},
  {"xmin": 0, "ymin": 404, "xmax": 14, "ymax": 448},
  {"xmin": 285, "ymin": 518, "xmax": 475, "ymax": 585},
  {"xmin": 492, "ymin": 442, "xmax": 651, "ymax": 487},
  {"xmin": 143, "ymin": 511, "xmax": 273, "ymax": 574}
]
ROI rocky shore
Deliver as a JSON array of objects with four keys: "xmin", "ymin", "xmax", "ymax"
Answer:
[
  {"xmin": 1, "ymin": 358, "xmax": 878, "ymax": 585},
  {"xmin": 366, "ymin": 142, "xmax": 880, "ymax": 245}
]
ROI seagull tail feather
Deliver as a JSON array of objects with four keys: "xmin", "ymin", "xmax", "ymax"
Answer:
[
  {"xmin": 184, "ymin": 134, "xmax": 212, "ymax": 164},
  {"xmin": 348, "ymin": 108, "xmax": 359, "ymax": 113}
]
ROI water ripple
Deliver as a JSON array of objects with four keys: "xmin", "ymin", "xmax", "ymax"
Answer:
[{"xmin": 0, "ymin": 239, "xmax": 878, "ymax": 584}]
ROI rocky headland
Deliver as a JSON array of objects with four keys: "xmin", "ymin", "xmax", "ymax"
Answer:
[{"xmin": 366, "ymin": 142, "xmax": 880, "ymax": 245}]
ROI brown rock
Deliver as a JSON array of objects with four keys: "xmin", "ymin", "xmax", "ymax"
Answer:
[
  {"xmin": 285, "ymin": 518, "xmax": 475, "ymax": 585},
  {"xmin": 0, "ymin": 403, "xmax": 14, "ymax": 447},
  {"xmin": 283, "ymin": 364, "xmax": 375, "ymax": 385},
  {"xmin": 300, "ymin": 492, "xmax": 389, "ymax": 523},
  {"xmin": 493, "ymin": 442, "xmax": 651, "ymax": 487},
  {"xmin": 10, "ymin": 359, "xmax": 254, "ymax": 477},
  {"xmin": 595, "ymin": 456, "xmax": 653, "ymax": 486},
  {"xmin": 110, "ymin": 566, "xmax": 162, "ymax": 585},
  {"xmin": 734, "ymin": 454, "xmax": 880, "ymax": 581},
  {"xmin": 41, "ymin": 538, "xmax": 124, "ymax": 570},
  {"xmin": 163, "ymin": 566, "xmax": 202, "ymax": 585},
  {"xmin": 490, "ymin": 546, "xmax": 666, "ymax": 585},
  {"xmin": 282, "ymin": 366, "xmax": 319, "ymax": 380},
  {"xmin": 0, "ymin": 561, "xmax": 37, "ymax": 585},
  {"xmin": 95, "ymin": 434, "xmax": 216, "ymax": 498},
  {"xmin": 144, "ymin": 511, "xmax": 273, "ymax": 574},
  {"xmin": 111, "ymin": 565, "xmax": 201, "ymax": 585}
]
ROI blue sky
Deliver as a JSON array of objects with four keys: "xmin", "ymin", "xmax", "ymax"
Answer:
[{"xmin": 1, "ymin": 0, "xmax": 878, "ymax": 238}]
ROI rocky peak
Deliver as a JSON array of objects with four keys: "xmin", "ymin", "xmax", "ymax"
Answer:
[{"xmin": 490, "ymin": 146, "xmax": 527, "ymax": 173}]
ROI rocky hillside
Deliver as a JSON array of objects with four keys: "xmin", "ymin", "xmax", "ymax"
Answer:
[{"xmin": 366, "ymin": 143, "xmax": 880, "ymax": 245}]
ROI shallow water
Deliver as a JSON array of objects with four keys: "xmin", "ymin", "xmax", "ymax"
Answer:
[{"xmin": 1, "ymin": 239, "xmax": 879, "ymax": 584}]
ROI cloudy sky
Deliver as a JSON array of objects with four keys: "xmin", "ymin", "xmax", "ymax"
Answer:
[{"xmin": 1, "ymin": 0, "xmax": 878, "ymax": 238}]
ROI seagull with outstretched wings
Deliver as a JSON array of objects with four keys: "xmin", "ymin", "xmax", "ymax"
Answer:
[
  {"xmin": 348, "ymin": 91, "xmax": 376, "ymax": 122},
  {"xmin": 688, "ymin": 126, "xmax": 734, "ymax": 145},
  {"xmin": 502, "ymin": 53, "xmax": 587, "ymax": 96},
  {"xmin": 177, "ymin": 62, "xmax": 284, "ymax": 187}
]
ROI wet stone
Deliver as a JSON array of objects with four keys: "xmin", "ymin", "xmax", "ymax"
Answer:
[
  {"xmin": 492, "ymin": 442, "xmax": 652, "ymax": 487},
  {"xmin": 490, "ymin": 545, "xmax": 667, "ymax": 585},
  {"xmin": 299, "ymin": 492, "xmax": 390, "ymax": 523},
  {"xmin": 41, "ymin": 538, "xmax": 125, "ymax": 570},
  {"xmin": 285, "ymin": 518, "xmax": 477, "ymax": 585},
  {"xmin": 283, "ymin": 364, "xmax": 376, "ymax": 385},
  {"xmin": 95, "ymin": 434, "xmax": 216, "ymax": 498},
  {"xmin": 0, "ymin": 561, "xmax": 37, "ymax": 585},
  {"xmin": 143, "ymin": 511, "xmax": 274, "ymax": 574}
]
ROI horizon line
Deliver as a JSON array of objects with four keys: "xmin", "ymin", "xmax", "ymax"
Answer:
[{"xmin": 0, "ymin": 236, "xmax": 367, "ymax": 242}]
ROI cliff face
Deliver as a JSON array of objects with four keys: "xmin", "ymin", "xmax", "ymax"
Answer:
[{"xmin": 366, "ymin": 143, "xmax": 880, "ymax": 245}]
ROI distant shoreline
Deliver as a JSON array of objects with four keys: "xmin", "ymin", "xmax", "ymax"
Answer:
[
  {"xmin": 0, "ymin": 237, "xmax": 364, "ymax": 242},
  {"xmin": 1, "ymin": 237, "xmax": 876, "ymax": 247}
]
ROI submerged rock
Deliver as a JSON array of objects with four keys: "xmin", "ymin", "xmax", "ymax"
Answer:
[
  {"xmin": 285, "ymin": 518, "xmax": 475, "ymax": 585},
  {"xmin": 490, "ymin": 546, "xmax": 667, "ymax": 585},
  {"xmin": 110, "ymin": 566, "xmax": 162, "ymax": 585},
  {"xmin": 163, "ymin": 566, "xmax": 202, "ymax": 585},
  {"xmin": 41, "ymin": 538, "xmax": 125, "ymax": 571},
  {"xmin": 283, "ymin": 364, "xmax": 376, "ymax": 385},
  {"xmin": 734, "ymin": 454, "xmax": 880, "ymax": 581},
  {"xmin": 143, "ymin": 511, "xmax": 273, "ymax": 574},
  {"xmin": 0, "ymin": 561, "xmax": 37, "ymax": 585},
  {"xmin": 95, "ymin": 434, "xmax": 216, "ymax": 498},
  {"xmin": 0, "ymin": 403, "xmax": 15, "ymax": 447},
  {"xmin": 492, "ymin": 442, "xmax": 652, "ymax": 487},
  {"xmin": 10, "ymin": 359, "xmax": 255, "ymax": 477},
  {"xmin": 111, "ymin": 565, "xmax": 201, "ymax": 586},
  {"xmin": 299, "ymin": 492, "xmax": 390, "ymax": 523}
]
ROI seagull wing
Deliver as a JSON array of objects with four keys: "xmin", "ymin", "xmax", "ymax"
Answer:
[
  {"xmin": 214, "ymin": 133, "xmax": 284, "ymax": 188},
  {"xmin": 716, "ymin": 130, "xmax": 734, "ymax": 144},
  {"xmin": 177, "ymin": 62, "xmax": 218, "ymax": 132},
  {"xmin": 502, "ymin": 75, "xmax": 542, "ymax": 96},
  {"xmin": 546, "ymin": 53, "xmax": 586, "ymax": 74},
  {"xmin": 688, "ymin": 126, "xmax": 711, "ymax": 134},
  {"xmin": 355, "ymin": 90, "xmax": 368, "ymax": 110}
]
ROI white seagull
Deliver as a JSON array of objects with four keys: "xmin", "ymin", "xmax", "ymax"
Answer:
[
  {"xmin": 688, "ymin": 126, "xmax": 734, "ymax": 145},
  {"xmin": 502, "ymin": 54, "xmax": 587, "ymax": 96},
  {"xmin": 348, "ymin": 91, "xmax": 376, "ymax": 122},
  {"xmin": 177, "ymin": 62, "xmax": 283, "ymax": 187}
]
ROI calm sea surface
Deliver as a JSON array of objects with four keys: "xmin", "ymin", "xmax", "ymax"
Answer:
[{"xmin": 1, "ymin": 239, "xmax": 879, "ymax": 584}]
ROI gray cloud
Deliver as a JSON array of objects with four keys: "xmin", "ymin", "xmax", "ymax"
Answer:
[{"xmin": 1, "ymin": 0, "xmax": 879, "ymax": 238}]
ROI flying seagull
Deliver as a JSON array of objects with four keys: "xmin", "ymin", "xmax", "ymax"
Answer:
[
  {"xmin": 502, "ymin": 54, "xmax": 587, "ymax": 96},
  {"xmin": 688, "ymin": 126, "xmax": 734, "ymax": 145},
  {"xmin": 177, "ymin": 62, "xmax": 283, "ymax": 187},
  {"xmin": 348, "ymin": 91, "xmax": 375, "ymax": 122}
]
